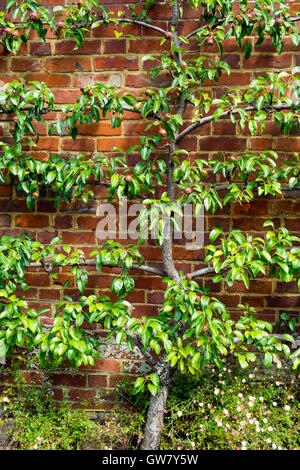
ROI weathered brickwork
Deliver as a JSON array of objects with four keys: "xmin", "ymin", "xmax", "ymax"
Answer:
[{"xmin": 0, "ymin": 0, "xmax": 299, "ymax": 408}]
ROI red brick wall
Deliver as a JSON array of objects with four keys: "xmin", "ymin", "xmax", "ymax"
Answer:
[{"xmin": 0, "ymin": 1, "xmax": 299, "ymax": 408}]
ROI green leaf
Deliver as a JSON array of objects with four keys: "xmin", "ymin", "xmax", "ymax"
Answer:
[
  {"xmin": 244, "ymin": 41, "xmax": 252, "ymax": 60},
  {"xmin": 148, "ymin": 383, "xmax": 158, "ymax": 396},
  {"xmin": 149, "ymin": 372, "xmax": 159, "ymax": 386},
  {"xmin": 264, "ymin": 352, "xmax": 272, "ymax": 367}
]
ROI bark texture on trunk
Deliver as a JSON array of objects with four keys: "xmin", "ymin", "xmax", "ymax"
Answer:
[{"xmin": 140, "ymin": 384, "xmax": 169, "ymax": 450}]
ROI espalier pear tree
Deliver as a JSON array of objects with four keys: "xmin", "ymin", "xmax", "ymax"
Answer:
[{"xmin": 0, "ymin": 0, "xmax": 299, "ymax": 450}]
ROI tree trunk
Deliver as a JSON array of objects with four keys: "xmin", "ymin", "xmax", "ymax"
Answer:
[{"xmin": 140, "ymin": 383, "xmax": 169, "ymax": 450}]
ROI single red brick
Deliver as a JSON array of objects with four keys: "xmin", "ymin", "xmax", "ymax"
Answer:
[
  {"xmin": 243, "ymin": 54, "xmax": 291, "ymax": 69},
  {"xmin": 11, "ymin": 58, "xmax": 42, "ymax": 72},
  {"xmin": 51, "ymin": 373, "xmax": 87, "ymax": 387},
  {"xmin": 61, "ymin": 138, "xmax": 95, "ymax": 152},
  {"xmin": 88, "ymin": 375, "xmax": 108, "ymax": 387},
  {"xmin": 276, "ymin": 138, "xmax": 300, "ymax": 152},
  {"xmin": 55, "ymin": 40, "xmax": 100, "ymax": 55},
  {"xmin": 55, "ymin": 215, "xmax": 73, "ymax": 229},
  {"xmin": 94, "ymin": 55, "xmax": 138, "ymax": 70},
  {"xmin": 102, "ymin": 39, "xmax": 126, "ymax": 54},
  {"xmin": 30, "ymin": 42, "xmax": 51, "ymax": 55},
  {"xmin": 0, "ymin": 214, "xmax": 11, "ymax": 226},
  {"xmin": 46, "ymin": 57, "xmax": 92, "ymax": 72},
  {"xmin": 27, "ymin": 72, "xmax": 71, "ymax": 87},
  {"xmin": 199, "ymin": 137, "xmax": 246, "ymax": 151},
  {"xmin": 25, "ymin": 273, "xmax": 50, "ymax": 287},
  {"xmin": 61, "ymin": 231, "xmax": 95, "ymax": 244},
  {"xmin": 15, "ymin": 214, "xmax": 49, "ymax": 228},
  {"xmin": 68, "ymin": 389, "xmax": 95, "ymax": 401},
  {"xmin": 267, "ymin": 296, "xmax": 300, "ymax": 308}
]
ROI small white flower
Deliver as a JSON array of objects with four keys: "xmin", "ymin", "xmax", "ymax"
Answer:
[
  {"xmin": 272, "ymin": 443, "xmax": 277, "ymax": 450},
  {"xmin": 238, "ymin": 393, "xmax": 243, "ymax": 398},
  {"xmin": 272, "ymin": 402, "xmax": 277, "ymax": 407},
  {"xmin": 2, "ymin": 397, "xmax": 9, "ymax": 403},
  {"xmin": 263, "ymin": 418, "xmax": 268, "ymax": 423},
  {"xmin": 242, "ymin": 378, "xmax": 246, "ymax": 383},
  {"xmin": 268, "ymin": 426, "xmax": 273, "ymax": 432},
  {"xmin": 214, "ymin": 389, "xmax": 220, "ymax": 395},
  {"xmin": 266, "ymin": 438, "xmax": 271, "ymax": 444},
  {"xmin": 177, "ymin": 411, "xmax": 183, "ymax": 417},
  {"xmin": 284, "ymin": 405, "xmax": 290, "ymax": 411}
]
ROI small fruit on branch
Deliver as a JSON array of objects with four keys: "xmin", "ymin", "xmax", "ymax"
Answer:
[
  {"xmin": 30, "ymin": 12, "xmax": 40, "ymax": 21},
  {"xmin": 158, "ymin": 127, "xmax": 167, "ymax": 137},
  {"xmin": 181, "ymin": 61, "xmax": 188, "ymax": 71}
]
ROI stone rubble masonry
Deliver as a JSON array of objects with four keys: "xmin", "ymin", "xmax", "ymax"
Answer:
[{"xmin": 0, "ymin": 0, "xmax": 299, "ymax": 408}]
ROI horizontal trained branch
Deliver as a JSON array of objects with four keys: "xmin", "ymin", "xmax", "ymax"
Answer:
[
  {"xmin": 183, "ymin": 15, "xmax": 300, "ymax": 42},
  {"xmin": 176, "ymin": 103, "xmax": 297, "ymax": 143},
  {"xmin": 30, "ymin": 259, "xmax": 166, "ymax": 277}
]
